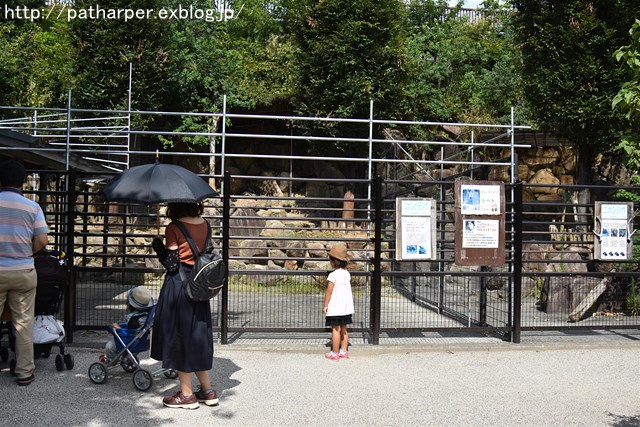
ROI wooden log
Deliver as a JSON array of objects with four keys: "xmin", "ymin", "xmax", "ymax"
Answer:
[{"xmin": 568, "ymin": 278, "xmax": 609, "ymax": 322}]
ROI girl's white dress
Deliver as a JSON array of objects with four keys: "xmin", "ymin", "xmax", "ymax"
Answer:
[{"xmin": 326, "ymin": 268, "xmax": 354, "ymax": 317}]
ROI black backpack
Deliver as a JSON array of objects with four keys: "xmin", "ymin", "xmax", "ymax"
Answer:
[{"xmin": 174, "ymin": 221, "xmax": 226, "ymax": 302}]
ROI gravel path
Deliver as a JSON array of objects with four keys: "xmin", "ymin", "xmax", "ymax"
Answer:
[{"xmin": 1, "ymin": 335, "xmax": 639, "ymax": 426}]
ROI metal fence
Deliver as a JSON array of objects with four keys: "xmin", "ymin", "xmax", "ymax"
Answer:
[
  {"xmin": 14, "ymin": 169, "xmax": 639, "ymax": 346},
  {"xmin": 2, "ymin": 104, "xmax": 639, "ymax": 345}
]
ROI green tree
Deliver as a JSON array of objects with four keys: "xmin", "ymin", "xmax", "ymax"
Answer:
[
  {"xmin": 69, "ymin": 0, "xmax": 173, "ymax": 112},
  {"xmin": 0, "ymin": 0, "xmax": 73, "ymax": 111},
  {"xmin": 291, "ymin": 0, "xmax": 406, "ymax": 147},
  {"xmin": 402, "ymin": 0, "xmax": 524, "ymax": 126},
  {"xmin": 510, "ymin": 0, "xmax": 636, "ymax": 185},
  {"xmin": 612, "ymin": 19, "xmax": 640, "ymax": 193},
  {"xmin": 613, "ymin": 19, "xmax": 640, "ymax": 125},
  {"xmin": 162, "ymin": 0, "xmax": 297, "ymax": 149}
]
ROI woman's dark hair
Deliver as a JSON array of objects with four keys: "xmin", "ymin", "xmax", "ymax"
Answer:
[
  {"xmin": 329, "ymin": 257, "xmax": 348, "ymax": 269},
  {"xmin": 167, "ymin": 202, "xmax": 204, "ymax": 220}
]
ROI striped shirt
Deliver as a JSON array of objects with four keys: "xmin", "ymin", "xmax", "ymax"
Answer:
[{"xmin": 0, "ymin": 188, "xmax": 49, "ymax": 271}]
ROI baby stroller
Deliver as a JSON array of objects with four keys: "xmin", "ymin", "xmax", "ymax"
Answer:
[
  {"xmin": 88, "ymin": 304, "xmax": 178, "ymax": 391},
  {"xmin": 0, "ymin": 249, "xmax": 73, "ymax": 373}
]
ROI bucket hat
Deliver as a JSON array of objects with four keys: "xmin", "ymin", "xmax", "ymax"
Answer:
[
  {"xmin": 327, "ymin": 244, "xmax": 349, "ymax": 262},
  {"xmin": 127, "ymin": 286, "xmax": 153, "ymax": 310}
]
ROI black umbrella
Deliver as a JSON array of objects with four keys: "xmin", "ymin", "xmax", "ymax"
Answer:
[{"xmin": 102, "ymin": 161, "xmax": 217, "ymax": 204}]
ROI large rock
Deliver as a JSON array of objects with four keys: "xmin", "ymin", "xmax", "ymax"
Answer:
[
  {"xmin": 521, "ymin": 147, "xmax": 560, "ymax": 170},
  {"xmin": 528, "ymin": 168, "xmax": 560, "ymax": 194},
  {"xmin": 238, "ymin": 239, "xmax": 268, "ymax": 264}
]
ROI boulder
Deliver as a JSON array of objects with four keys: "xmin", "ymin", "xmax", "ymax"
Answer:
[{"xmin": 529, "ymin": 168, "xmax": 560, "ymax": 194}]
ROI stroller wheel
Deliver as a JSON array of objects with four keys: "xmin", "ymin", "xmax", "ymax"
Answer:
[
  {"xmin": 0, "ymin": 347, "xmax": 8, "ymax": 362},
  {"xmin": 55, "ymin": 354, "xmax": 64, "ymax": 371},
  {"xmin": 88, "ymin": 362, "xmax": 108, "ymax": 384},
  {"xmin": 164, "ymin": 369, "xmax": 178, "ymax": 379},
  {"xmin": 64, "ymin": 353, "xmax": 74, "ymax": 370},
  {"xmin": 9, "ymin": 359, "xmax": 16, "ymax": 376},
  {"xmin": 43, "ymin": 349, "xmax": 51, "ymax": 358},
  {"xmin": 121, "ymin": 355, "xmax": 138, "ymax": 373},
  {"xmin": 133, "ymin": 369, "xmax": 153, "ymax": 391}
]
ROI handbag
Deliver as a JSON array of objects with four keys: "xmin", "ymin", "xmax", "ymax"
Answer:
[{"xmin": 174, "ymin": 221, "xmax": 226, "ymax": 302}]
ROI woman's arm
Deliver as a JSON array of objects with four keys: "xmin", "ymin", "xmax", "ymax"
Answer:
[{"xmin": 323, "ymin": 281, "xmax": 334, "ymax": 314}]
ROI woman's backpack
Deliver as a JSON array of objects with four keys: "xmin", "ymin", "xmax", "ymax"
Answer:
[{"xmin": 174, "ymin": 221, "xmax": 226, "ymax": 302}]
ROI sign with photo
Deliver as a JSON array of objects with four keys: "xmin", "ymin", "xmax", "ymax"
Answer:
[
  {"xmin": 595, "ymin": 202, "xmax": 633, "ymax": 260},
  {"xmin": 454, "ymin": 179, "xmax": 505, "ymax": 266},
  {"xmin": 462, "ymin": 219, "xmax": 500, "ymax": 248},
  {"xmin": 461, "ymin": 184, "xmax": 501, "ymax": 215},
  {"xmin": 396, "ymin": 198, "xmax": 437, "ymax": 260}
]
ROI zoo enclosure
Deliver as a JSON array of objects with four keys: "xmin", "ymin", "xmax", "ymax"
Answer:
[{"xmin": 1, "ymin": 104, "xmax": 639, "ymax": 345}]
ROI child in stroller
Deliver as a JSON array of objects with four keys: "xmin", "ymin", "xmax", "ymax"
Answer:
[
  {"xmin": 88, "ymin": 285, "xmax": 177, "ymax": 391},
  {"xmin": 99, "ymin": 285, "xmax": 154, "ymax": 365}
]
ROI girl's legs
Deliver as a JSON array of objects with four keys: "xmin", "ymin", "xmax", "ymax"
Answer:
[
  {"xmin": 331, "ymin": 325, "xmax": 341, "ymax": 353},
  {"xmin": 339, "ymin": 325, "xmax": 349, "ymax": 352}
]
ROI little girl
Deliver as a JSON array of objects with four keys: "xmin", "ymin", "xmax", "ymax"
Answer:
[{"xmin": 323, "ymin": 244, "xmax": 354, "ymax": 360}]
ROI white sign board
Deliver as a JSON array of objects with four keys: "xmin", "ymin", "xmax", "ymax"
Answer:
[
  {"xmin": 461, "ymin": 184, "xmax": 501, "ymax": 215},
  {"xmin": 396, "ymin": 198, "xmax": 437, "ymax": 260},
  {"xmin": 597, "ymin": 202, "xmax": 631, "ymax": 260},
  {"xmin": 462, "ymin": 219, "xmax": 500, "ymax": 248}
]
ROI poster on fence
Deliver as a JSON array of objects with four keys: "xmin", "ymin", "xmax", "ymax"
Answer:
[
  {"xmin": 594, "ymin": 202, "xmax": 633, "ymax": 260},
  {"xmin": 461, "ymin": 184, "xmax": 501, "ymax": 215},
  {"xmin": 396, "ymin": 198, "xmax": 437, "ymax": 260},
  {"xmin": 454, "ymin": 179, "xmax": 505, "ymax": 267},
  {"xmin": 462, "ymin": 219, "xmax": 500, "ymax": 248}
]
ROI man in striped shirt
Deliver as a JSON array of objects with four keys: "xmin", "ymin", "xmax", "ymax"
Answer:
[{"xmin": 0, "ymin": 159, "xmax": 49, "ymax": 386}]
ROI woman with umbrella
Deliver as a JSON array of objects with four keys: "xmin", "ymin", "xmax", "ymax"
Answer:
[
  {"xmin": 102, "ymin": 160, "xmax": 219, "ymax": 409},
  {"xmin": 151, "ymin": 201, "xmax": 219, "ymax": 409}
]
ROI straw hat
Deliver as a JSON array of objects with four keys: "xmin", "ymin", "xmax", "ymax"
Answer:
[
  {"xmin": 327, "ymin": 244, "xmax": 349, "ymax": 262},
  {"xmin": 127, "ymin": 286, "xmax": 153, "ymax": 310}
]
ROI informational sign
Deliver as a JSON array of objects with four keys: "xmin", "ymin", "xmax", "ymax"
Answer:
[
  {"xmin": 462, "ymin": 219, "xmax": 500, "ymax": 248},
  {"xmin": 594, "ymin": 202, "xmax": 633, "ymax": 260},
  {"xmin": 396, "ymin": 198, "xmax": 437, "ymax": 260},
  {"xmin": 454, "ymin": 179, "xmax": 505, "ymax": 267},
  {"xmin": 461, "ymin": 184, "xmax": 501, "ymax": 215}
]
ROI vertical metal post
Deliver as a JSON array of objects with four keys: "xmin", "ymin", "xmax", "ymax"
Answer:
[
  {"xmin": 512, "ymin": 181, "xmax": 523, "ymax": 343},
  {"xmin": 126, "ymin": 63, "xmax": 132, "ymax": 168},
  {"xmin": 438, "ymin": 146, "xmax": 445, "ymax": 313},
  {"xmin": 220, "ymin": 170, "xmax": 231, "ymax": 344},
  {"xmin": 33, "ymin": 110, "xmax": 38, "ymax": 137},
  {"xmin": 367, "ymin": 100, "xmax": 374, "ymax": 208},
  {"xmin": 510, "ymin": 107, "xmax": 516, "ymax": 184},
  {"xmin": 65, "ymin": 90, "xmax": 72, "ymax": 171},
  {"xmin": 370, "ymin": 175, "xmax": 382, "ymax": 345},
  {"xmin": 64, "ymin": 168, "xmax": 77, "ymax": 343},
  {"xmin": 479, "ymin": 266, "xmax": 487, "ymax": 326},
  {"xmin": 220, "ymin": 95, "xmax": 228, "ymax": 196}
]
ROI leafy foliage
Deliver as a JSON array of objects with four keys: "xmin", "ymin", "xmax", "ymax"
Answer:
[
  {"xmin": 290, "ymin": 0, "xmax": 406, "ymax": 151},
  {"xmin": 0, "ymin": 0, "xmax": 73, "ymax": 111},
  {"xmin": 69, "ymin": 0, "xmax": 173, "ymax": 113},
  {"xmin": 159, "ymin": 0, "xmax": 297, "ymax": 149},
  {"xmin": 612, "ymin": 19, "xmax": 640, "ymax": 198},
  {"xmin": 510, "ymin": 0, "xmax": 636, "ymax": 181},
  {"xmin": 402, "ymin": 0, "xmax": 525, "ymax": 126},
  {"xmin": 613, "ymin": 19, "xmax": 640, "ymax": 124}
]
